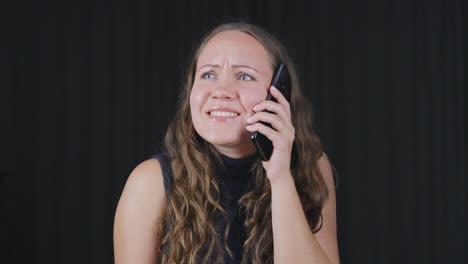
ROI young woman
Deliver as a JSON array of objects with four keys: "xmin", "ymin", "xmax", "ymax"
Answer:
[{"xmin": 114, "ymin": 22, "xmax": 339, "ymax": 264}]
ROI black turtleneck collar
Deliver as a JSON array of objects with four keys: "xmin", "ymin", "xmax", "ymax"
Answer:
[
  {"xmin": 218, "ymin": 153, "xmax": 258, "ymax": 173},
  {"xmin": 214, "ymin": 153, "xmax": 258, "ymax": 204}
]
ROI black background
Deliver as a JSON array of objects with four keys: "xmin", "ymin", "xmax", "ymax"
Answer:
[{"xmin": 2, "ymin": 0, "xmax": 467, "ymax": 263}]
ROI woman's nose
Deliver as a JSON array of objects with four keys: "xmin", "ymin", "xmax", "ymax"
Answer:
[{"xmin": 211, "ymin": 77, "xmax": 237, "ymax": 99}]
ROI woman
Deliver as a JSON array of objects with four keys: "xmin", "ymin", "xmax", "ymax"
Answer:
[{"xmin": 114, "ymin": 22, "xmax": 339, "ymax": 264}]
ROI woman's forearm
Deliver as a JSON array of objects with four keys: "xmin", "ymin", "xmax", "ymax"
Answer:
[{"xmin": 270, "ymin": 174, "xmax": 331, "ymax": 264}]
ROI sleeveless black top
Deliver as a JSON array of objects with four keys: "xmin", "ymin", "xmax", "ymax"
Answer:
[{"xmin": 152, "ymin": 153, "xmax": 257, "ymax": 263}]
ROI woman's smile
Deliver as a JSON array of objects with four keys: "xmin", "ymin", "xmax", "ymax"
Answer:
[{"xmin": 207, "ymin": 107, "xmax": 241, "ymax": 122}]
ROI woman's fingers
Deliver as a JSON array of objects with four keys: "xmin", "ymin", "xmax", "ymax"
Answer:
[
  {"xmin": 246, "ymin": 121, "xmax": 294, "ymax": 150},
  {"xmin": 247, "ymin": 85, "xmax": 295, "ymax": 142},
  {"xmin": 270, "ymin": 86, "xmax": 291, "ymax": 113},
  {"xmin": 253, "ymin": 86, "xmax": 291, "ymax": 120},
  {"xmin": 246, "ymin": 122, "xmax": 279, "ymax": 142},
  {"xmin": 247, "ymin": 111, "xmax": 293, "ymax": 133}
]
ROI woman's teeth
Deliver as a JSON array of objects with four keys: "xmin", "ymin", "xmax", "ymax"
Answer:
[{"xmin": 210, "ymin": 111, "xmax": 239, "ymax": 117}]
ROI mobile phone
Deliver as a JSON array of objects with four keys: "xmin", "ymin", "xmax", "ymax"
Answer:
[{"xmin": 251, "ymin": 64, "xmax": 291, "ymax": 161}]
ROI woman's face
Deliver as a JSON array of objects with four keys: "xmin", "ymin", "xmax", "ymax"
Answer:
[{"xmin": 190, "ymin": 31, "xmax": 274, "ymax": 158}]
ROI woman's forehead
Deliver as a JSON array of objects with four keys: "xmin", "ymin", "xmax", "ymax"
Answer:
[{"xmin": 196, "ymin": 31, "xmax": 272, "ymax": 70}]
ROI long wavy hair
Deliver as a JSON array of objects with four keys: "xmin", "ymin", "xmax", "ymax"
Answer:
[{"xmin": 160, "ymin": 22, "xmax": 329, "ymax": 264}]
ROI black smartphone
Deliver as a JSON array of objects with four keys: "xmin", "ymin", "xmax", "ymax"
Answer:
[{"xmin": 251, "ymin": 64, "xmax": 291, "ymax": 161}]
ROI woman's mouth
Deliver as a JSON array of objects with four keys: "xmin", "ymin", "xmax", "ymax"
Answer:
[
  {"xmin": 207, "ymin": 109, "xmax": 240, "ymax": 122},
  {"xmin": 209, "ymin": 111, "xmax": 239, "ymax": 117}
]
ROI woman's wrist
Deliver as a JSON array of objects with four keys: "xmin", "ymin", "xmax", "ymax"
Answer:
[{"xmin": 269, "ymin": 172, "xmax": 295, "ymax": 190}]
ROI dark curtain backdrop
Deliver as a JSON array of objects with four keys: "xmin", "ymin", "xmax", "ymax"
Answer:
[{"xmin": 2, "ymin": 0, "xmax": 466, "ymax": 263}]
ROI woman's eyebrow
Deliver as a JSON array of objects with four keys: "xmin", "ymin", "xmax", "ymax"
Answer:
[
  {"xmin": 233, "ymin": 65, "xmax": 259, "ymax": 73},
  {"xmin": 197, "ymin": 64, "xmax": 259, "ymax": 73}
]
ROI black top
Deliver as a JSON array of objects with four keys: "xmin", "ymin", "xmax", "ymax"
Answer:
[{"xmin": 152, "ymin": 153, "xmax": 257, "ymax": 263}]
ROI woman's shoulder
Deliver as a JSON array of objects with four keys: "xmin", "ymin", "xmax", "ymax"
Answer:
[
  {"xmin": 128, "ymin": 158, "xmax": 165, "ymax": 191},
  {"xmin": 149, "ymin": 154, "xmax": 173, "ymax": 197},
  {"xmin": 117, "ymin": 158, "xmax": 167, "ymax": 212},
  {"xmin": 126, "ymin": 153, "xmax": 172, "ymax": 188},
  {"xmin": 113, "ymin": 158, "xmax": 168, "ymax": 262}
]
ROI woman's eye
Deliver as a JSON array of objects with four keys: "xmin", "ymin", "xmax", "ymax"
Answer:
[
  {"xmin": 238, "ymin": 73, "xmax": 252, "ymax": 81},
  {"xmin": 201, "ymin": 72, "xmax": 216, "ymax": 79}
]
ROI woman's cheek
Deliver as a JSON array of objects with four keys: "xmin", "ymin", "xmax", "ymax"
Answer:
[
  {"xmin": 189, "ymin": 90, "xmax": 197, "ymax": 112},
  {"xmin": 243, "ymin": 89, "xmax": 267, "ymax": 112},
  {"xmin": 189, "ymin": 90, "xmax": 204, "ymax": 125},
  {"xmin": 189, "ymin": 85, "xmax": 205, "ymax": 109}
]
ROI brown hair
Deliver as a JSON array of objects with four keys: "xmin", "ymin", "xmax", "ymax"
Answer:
[{"xmin": 160, "ymin": 22, "xmax": 329, "ymax": 264}]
